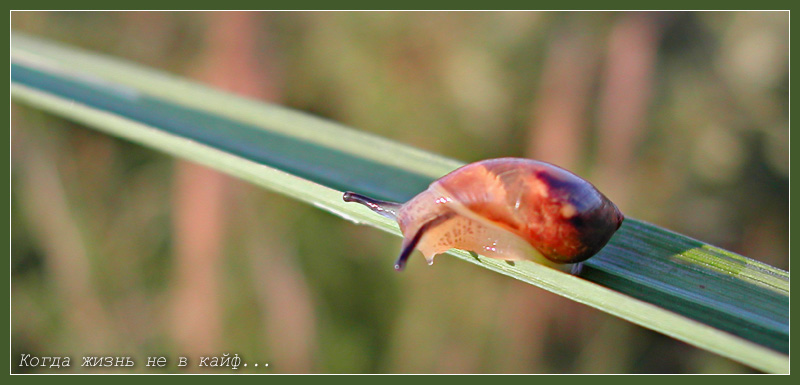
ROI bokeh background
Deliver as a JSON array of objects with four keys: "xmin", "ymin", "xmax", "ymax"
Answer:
[{"xmin": 10, "ymin": 11, "xmax": 789, "ymax": 373}]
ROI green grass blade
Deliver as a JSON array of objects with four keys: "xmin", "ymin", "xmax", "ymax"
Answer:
[{"xmin": 10, "ymin": 32, "xmax": 789, "ymax": 373}]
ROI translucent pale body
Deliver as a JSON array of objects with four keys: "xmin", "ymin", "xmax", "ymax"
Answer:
[{"xmin": 412, "ymin": 184, "xmax": 571, "ymax": 272}]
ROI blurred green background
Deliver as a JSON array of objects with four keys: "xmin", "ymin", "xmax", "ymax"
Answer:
[{"xmin": 10, "ymin": 11, "xmax": 788, "ymax": 373}]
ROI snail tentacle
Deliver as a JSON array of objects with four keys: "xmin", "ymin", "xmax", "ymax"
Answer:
[
  {"xmin": 343, "ymin": 191, "xmax": 402, "ymax": 220},
  {"xmin": 394, "ymin": 213, "xmax": 454, "ymax": 271}
]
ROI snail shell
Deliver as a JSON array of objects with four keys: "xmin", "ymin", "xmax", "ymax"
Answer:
[{"xmin": 343, "ymin": 158, "xmax": 624, "ymax": 272}]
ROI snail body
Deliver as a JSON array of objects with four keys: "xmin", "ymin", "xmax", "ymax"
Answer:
[{"xmin": 343, "ymin": 158, "xmax": 624, "ymax": 272}]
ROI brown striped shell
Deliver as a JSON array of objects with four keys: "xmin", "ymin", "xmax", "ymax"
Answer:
[{"xmin": 344, "ymin": 158, "xmax": 624, "ymax": 272}]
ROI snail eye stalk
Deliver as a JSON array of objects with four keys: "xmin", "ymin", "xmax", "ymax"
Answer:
[{"xmin": 343, "ymin": 191, "xmax": 401, "ymax": 221}]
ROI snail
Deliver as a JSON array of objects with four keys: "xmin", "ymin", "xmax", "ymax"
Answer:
[{"xmin": 343, "ymin": 158, "xmax": 624, "ymax": 273}]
